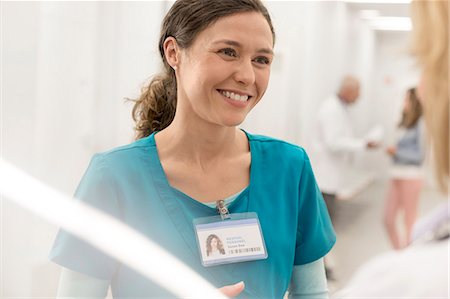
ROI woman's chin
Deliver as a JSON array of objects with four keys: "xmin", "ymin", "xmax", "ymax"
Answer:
[{"xmin": 220, "ymin": 115, "xmax": 247, "ymax": 127}]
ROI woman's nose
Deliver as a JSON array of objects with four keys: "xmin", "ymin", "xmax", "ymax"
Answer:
[{"xmin": 233, "ymin": 60, "xmax": 256, "ymax": 86}]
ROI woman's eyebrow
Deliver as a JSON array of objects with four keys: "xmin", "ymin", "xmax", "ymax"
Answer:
[{"xmin": 212, "ymin": 39, "xmax": 274, "ymax": 55}]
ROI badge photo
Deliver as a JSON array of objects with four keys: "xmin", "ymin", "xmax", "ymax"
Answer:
[{"xmin": 194, "ymin": 213, "xmax": 268, "ymax": 267}]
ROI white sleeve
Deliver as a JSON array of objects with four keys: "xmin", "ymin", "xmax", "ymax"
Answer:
[
  {"xmin": 56, "ymin": 268, "xmax": 109, "ymax": 299},
  {"xmin": 288, "ymin": 258, "xmax": 329, "ymax": 299}
]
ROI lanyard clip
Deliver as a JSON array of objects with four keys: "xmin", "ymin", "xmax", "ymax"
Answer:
[{"xmin": 216, "ymin": 200, "xmax": 231, "ymax": 220}]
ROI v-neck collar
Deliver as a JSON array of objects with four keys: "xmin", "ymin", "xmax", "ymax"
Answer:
[
  {"xmin": 146, "ymin": 130, "xmax": 256, "ymax": 286},
  {"xmin": 149, "ymin": 129, "xmax": 254, "ymax": 212}
]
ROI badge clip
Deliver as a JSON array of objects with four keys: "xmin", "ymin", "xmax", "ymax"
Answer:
[{"xmin": 216, "ymin": 200, "xmax": 231, "ymax": 220}]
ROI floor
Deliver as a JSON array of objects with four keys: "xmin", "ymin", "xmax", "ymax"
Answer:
[{"xmin": 327, "ymin": 178, "xmax": 447, "ymax": 295}]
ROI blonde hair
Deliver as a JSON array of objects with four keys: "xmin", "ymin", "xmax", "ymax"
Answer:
[{"xmin": 411, "ymin": 0, "xmax": 449, "ymax": 193}]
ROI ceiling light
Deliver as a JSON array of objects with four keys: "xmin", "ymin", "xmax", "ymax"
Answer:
[
  {"xmin": 345, "ymin": 0, "xmax": 411, "ymax": 3},
  {"xmin": 370, "ymin": 16, "xmax": 412, "ymax": 31},
  {"xmin": 359, "ymin": 9, "xmax": 380, "ymax": 19}
]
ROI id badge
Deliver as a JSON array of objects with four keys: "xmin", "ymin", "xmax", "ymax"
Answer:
[{"xmin": 193, "ymin": 212, "xmax": 268, "ymax": 267}]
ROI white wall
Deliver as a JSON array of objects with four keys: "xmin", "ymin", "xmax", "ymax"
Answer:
[
  {"xmin": 243, "ymin": 1, "xmax": 352, "ymax": 146},
  {"xmin": 2, "ymin": 1, "xmax": 421, "ymax": 296},
  {"xmin": 3, "ymin": 3, "xmax": 61, "ymax": 296},
  {"xmin": 2, "ymin": 2, "xmax": 165, "ymax": 297}
]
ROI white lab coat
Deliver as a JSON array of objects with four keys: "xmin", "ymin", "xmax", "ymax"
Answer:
[{"xmin": 310, "ymin": 95, "xmax": 366, "ymax": 194}]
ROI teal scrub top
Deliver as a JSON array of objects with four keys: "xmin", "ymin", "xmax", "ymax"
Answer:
[{"xmin": 49, "ymin": 131, "xmax": 336, "ymax": 299}]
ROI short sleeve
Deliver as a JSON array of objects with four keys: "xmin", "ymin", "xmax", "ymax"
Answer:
[
  {"xmin": 294, "ymin": 154, "xmax": 336, "ymax": 265},
  {"xmin": 49, "ymin": 154, "xmax": 121, "ymax": 280}
]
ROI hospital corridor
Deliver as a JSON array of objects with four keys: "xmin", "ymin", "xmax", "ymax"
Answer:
[{"xmin": 2, "ymin": 0, "xmax": 449, "ymax": 298}]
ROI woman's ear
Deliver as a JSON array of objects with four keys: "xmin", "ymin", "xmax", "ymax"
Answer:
[{"xmin": 163, "ymin": 37, "xmax": 180, "ymax": 70}]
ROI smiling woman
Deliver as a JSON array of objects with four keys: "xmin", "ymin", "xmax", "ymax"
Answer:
[
  {"xmin": 164, "ymin": 11, "xmax": 273, "ymax": 129},
  {"xmin": 132, "ymin": 0, "xmax": 275, "ymax": 139},
  {"xmin": 49, "ymin": 0, "xmax": 335, "ymax": 298}
]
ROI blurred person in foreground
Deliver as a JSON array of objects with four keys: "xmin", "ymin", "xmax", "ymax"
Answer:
[
  {"xmin": 333, "ymin": 1, "xmax": 448, "ymax": 297},
  {"xmin": 384, "ymin": 87, "xmax": 425, "ymax": 250}
]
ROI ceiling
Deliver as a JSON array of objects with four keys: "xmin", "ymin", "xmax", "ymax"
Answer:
[{"xmin": 346, "ymin": 2, "xmax": 411, "ymax": 17}]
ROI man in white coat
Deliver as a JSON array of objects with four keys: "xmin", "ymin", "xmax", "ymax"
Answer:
[
  {"xmin": 311, "ymin": 76, "xmax": 378, "ymax": 280},
  {"xmin": 312, "ymin": 76, "xmax": 377, "ymax": 219}
]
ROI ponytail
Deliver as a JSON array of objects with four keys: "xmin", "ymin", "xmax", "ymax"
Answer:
[{"xmin": 131, "ymin": 68, "xmax": 177, "ymax": 140}]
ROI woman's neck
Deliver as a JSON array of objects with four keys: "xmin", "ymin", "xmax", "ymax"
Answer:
[{"xmin": 155, "ymin": 118, "xmax": 248, "ymax": 169}]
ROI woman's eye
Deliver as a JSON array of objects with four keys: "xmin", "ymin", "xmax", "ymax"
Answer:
[
  {"xmin": 219, "ymin": 48, "xmax": 237, "ymax": 57},
  {"xmin": 253, "ymin": 56, "xmax": 271, "ymax": 65}
]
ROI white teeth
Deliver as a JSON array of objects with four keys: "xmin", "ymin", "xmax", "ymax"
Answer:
[{"xmin": 221, "ymin": 90, "xmax": 249, "ymax": 102}]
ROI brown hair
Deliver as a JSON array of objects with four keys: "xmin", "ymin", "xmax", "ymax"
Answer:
[
  {"xmin": 206, "ymin": 234, "xmax": 225, "ymax": 256},
  {"xmin": 131, "ymin": 0, "xmax": 275, "ymax": 140},
  {"xmin": 399, "ymin": 87, "xmax": 422, "ymax": 129},
  {"xmin": 411, "ymin": 0, "xmax": 448, "ymax": 193}
]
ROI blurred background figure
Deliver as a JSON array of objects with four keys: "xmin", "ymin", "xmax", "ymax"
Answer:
[
  {"xmin": 333, "ymin": 0, "xmax": 449, "ymax": 297},
  {"xmin": 312, "ymin": 75, "xmax": 379, "ymax": 223},
  {"xmin": 384, "ymin": 87, "xmax": 424, "ymax": 250},
  {"xmin": 310, "ymin": 75, "xmax": 379, "ymax": 280}
]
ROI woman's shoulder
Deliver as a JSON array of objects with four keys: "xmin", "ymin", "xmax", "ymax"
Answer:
[
  {"xmin": 90, "ymin": 135, "xmax": 154, "ymax": 168},
  {"xmin": 245, "ymin": 131, "xmax": 310, "ymax": 163}
]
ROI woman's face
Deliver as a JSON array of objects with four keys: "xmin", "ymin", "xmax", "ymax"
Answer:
[
  {"xmin": 211, "ymin": 237, "xmax": 218, "ymax": 249},
  {"xmin": 176, "ymin": 12, "xmax": 274, "ymax": 127}
]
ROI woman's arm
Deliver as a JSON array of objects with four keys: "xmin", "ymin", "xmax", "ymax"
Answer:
[
  {"xmin": 288, "ymin": 258, "xmax": 329, "ymax": 299},
  {"xmin": 56, "ymin": 268, "xmax": 109, "ymax": 299}
]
